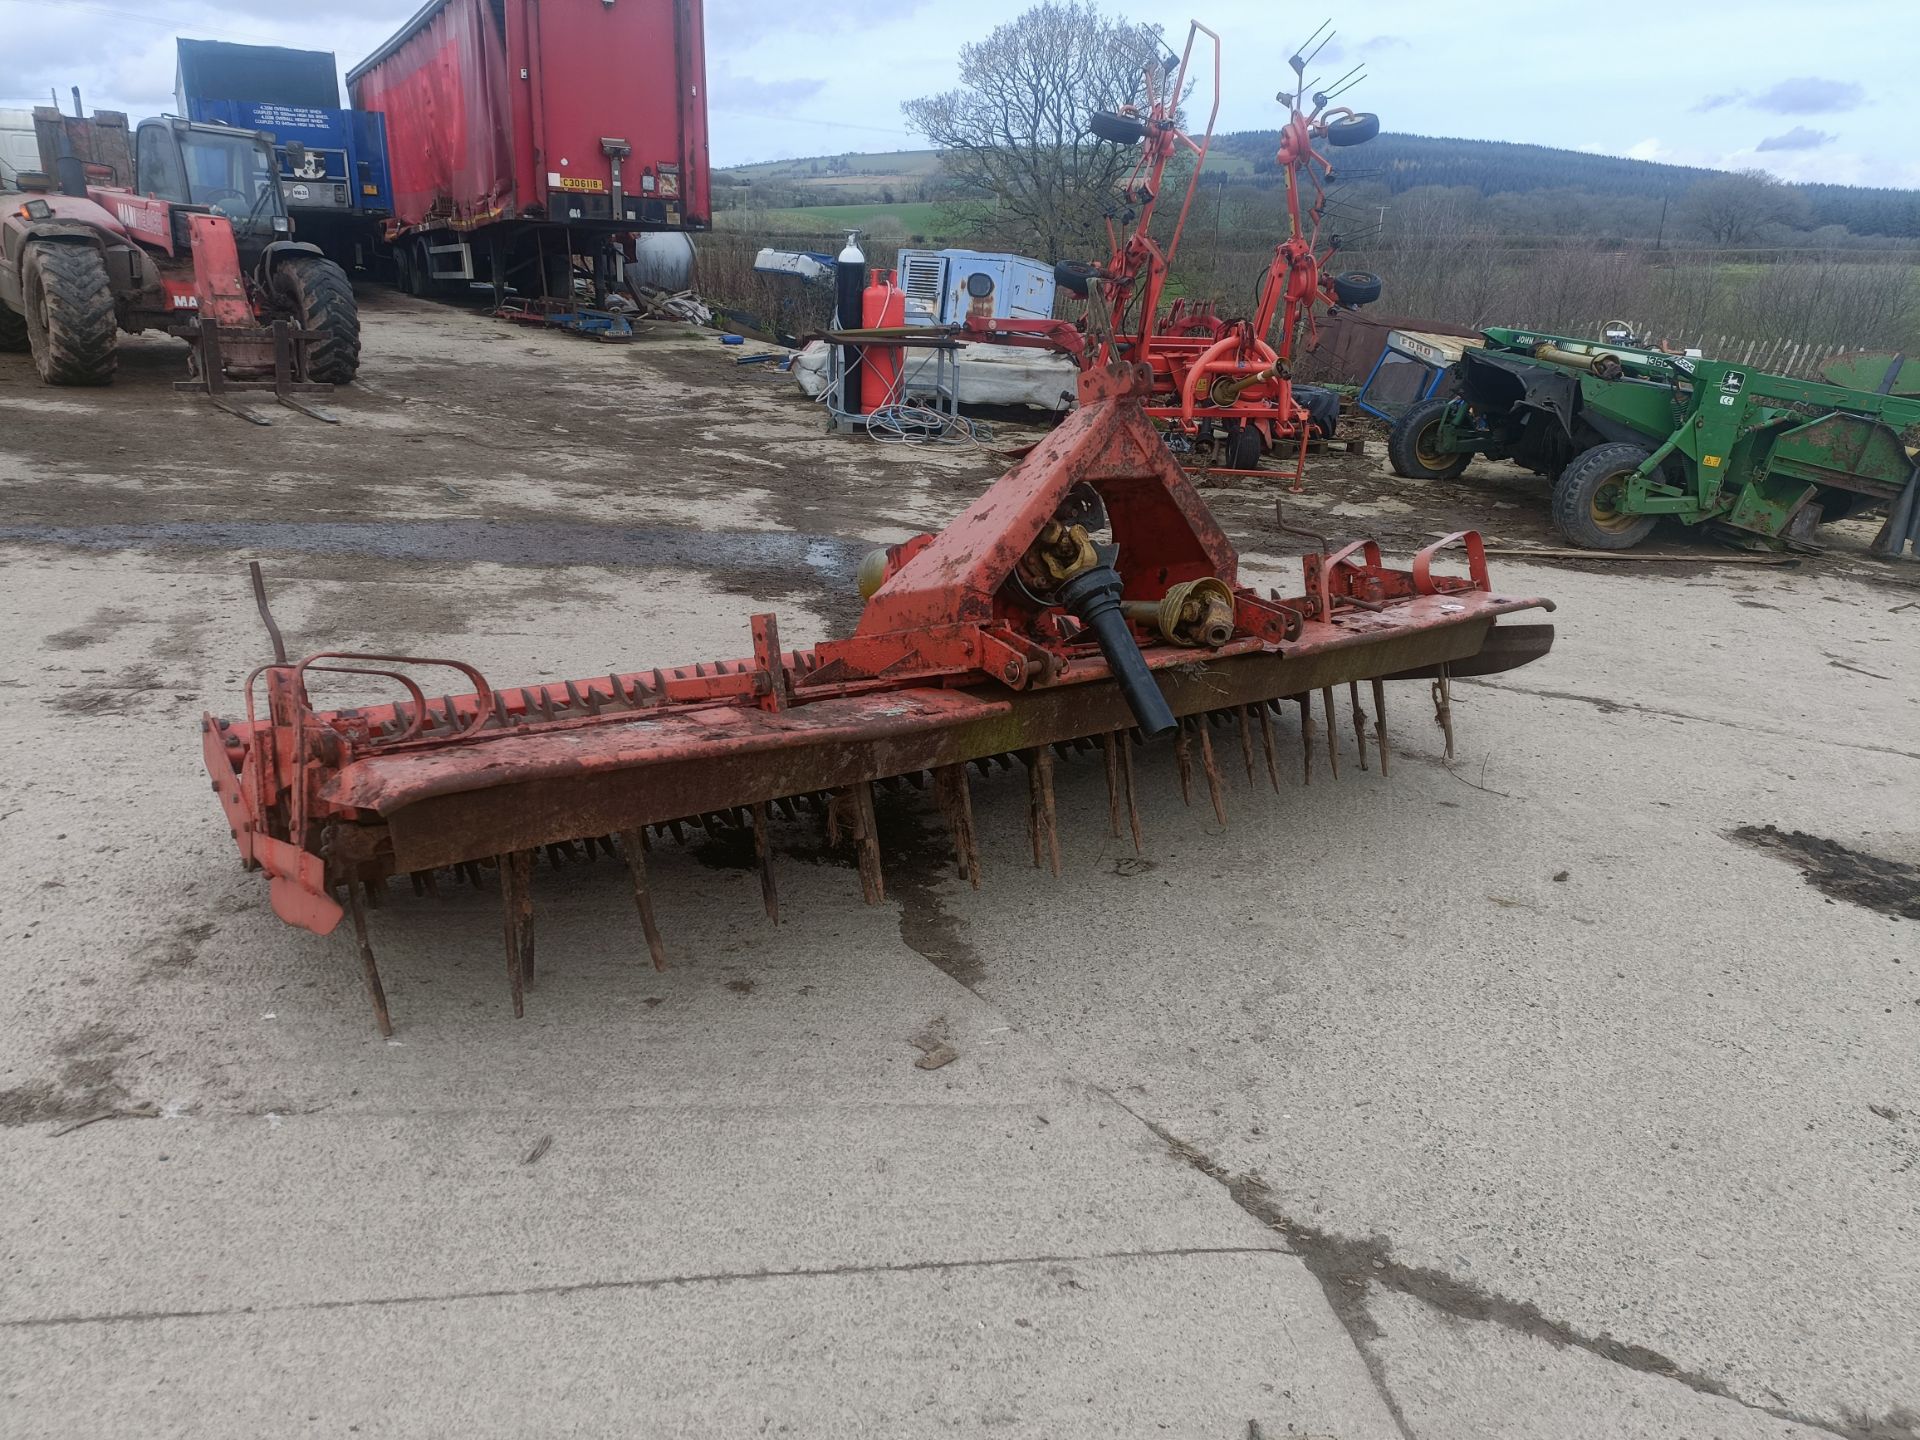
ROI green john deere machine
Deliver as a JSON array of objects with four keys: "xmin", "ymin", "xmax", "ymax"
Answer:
[{"xmin": 1387, "ymin": 326, "xmax": 1920, "ymax": 556}]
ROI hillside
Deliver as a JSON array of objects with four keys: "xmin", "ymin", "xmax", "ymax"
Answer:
[{"xmin": 719, "ymin": 133, "xmax": 1920, "ymax": 244}]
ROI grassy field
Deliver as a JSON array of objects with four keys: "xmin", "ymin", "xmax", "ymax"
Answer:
[{"xmin": 713, "ymin": 201, "xmax": 955, "ymax": 239}]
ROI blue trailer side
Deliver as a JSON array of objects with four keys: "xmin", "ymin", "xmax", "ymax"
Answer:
[{"xmin": 176, "ymin": 40, "xmax": 392, "ymax": 268}]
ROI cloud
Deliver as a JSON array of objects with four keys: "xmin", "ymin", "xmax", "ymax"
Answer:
[
  {"xmin": 1756, "ymin": 126, "xmax": 1835, "ymax": 152},
  {"xmin": 1357, "ymin": 34, "xmax": 1410, "ymax": 52},
  {"xmin": 1692, "ymin": 78, "xmax": 1865, "ymax": 118},
  {"xmin": 1751, "ymin": 77, "xmax": 1864, "ymax": 115},
  {"xmin": 1692, "ymin": 90, "xmax": 1745, "ymax": 113}
]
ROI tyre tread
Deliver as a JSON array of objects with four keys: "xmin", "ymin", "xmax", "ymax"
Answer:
[
  {"xmin": 1551, "ymin": 442, "xmax": 1659, "ymax": 550},
  {"xmin": 1387, "ymin": 396, "xmax": 1470, "ymax": 480},
  {"xmin": 27, "ymin": 244, "xmax": 117, "ymax": 386},
  {"xmin": 274, "ymin": 256, "xmax": 361, "ymax": 385}
]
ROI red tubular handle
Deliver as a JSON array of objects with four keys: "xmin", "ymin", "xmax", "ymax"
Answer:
[
  {"xmin": 1412, "ymin": 531, "xmax": 1490, "ymax": 595},
  {"xmin": 1313, "ymin": 538, "xmax": 1384, "ymax": 619},
  {"xmin": 289, "ymin": 652, "xmax": 497, "ymax": 741}
]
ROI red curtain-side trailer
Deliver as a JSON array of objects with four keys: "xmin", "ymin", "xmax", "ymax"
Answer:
[{"xmin": 347, "ymin": 0, "xmax": 708, "ymax": 297}]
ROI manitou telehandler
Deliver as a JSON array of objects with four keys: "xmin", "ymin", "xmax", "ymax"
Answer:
[{"xmin": 0, "ymin": 108, "xmax": 358, "ymax": 417}]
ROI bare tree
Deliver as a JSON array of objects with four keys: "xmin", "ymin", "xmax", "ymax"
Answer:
[
  {"xmin": 1678, "ymin": 170, "xmax": 1810, "ymax": 247},
  {"xmin": 903, "ymin": 2, "xmax": 1164, "ymax": 260}
]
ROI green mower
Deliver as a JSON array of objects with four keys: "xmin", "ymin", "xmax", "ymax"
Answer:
[{"xmin": 1388, "ymin": 326, "xmax": 1920, "ymax": 556}]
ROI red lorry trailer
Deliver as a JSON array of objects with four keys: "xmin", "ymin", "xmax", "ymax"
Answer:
[{"xmin": 346, "ymin": 0, "xmax": 708, "ymax": 300}]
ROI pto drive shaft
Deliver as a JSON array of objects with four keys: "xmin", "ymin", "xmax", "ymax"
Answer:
[{"xmin": 1057, "ymin": 563, "xmax": 1178, "ymax": 738}]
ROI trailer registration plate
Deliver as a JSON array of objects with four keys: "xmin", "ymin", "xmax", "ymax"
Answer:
[{"xmin": 556, "ymin": 177, "xmax": 605, "ymax": 192}]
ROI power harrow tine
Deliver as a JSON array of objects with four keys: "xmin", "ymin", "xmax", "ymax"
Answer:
[
  {"xmin": 1319, "ymin": 688, "xmax": 1341, "ymax": 781},
  {"xmin": 1117, "ymin": 729, "xmax": 1145, "ymax": 854},
  {"xmin": 345, "ymin": 883, "xmax": 393, "ymax": 1039},
  {"xmin": 1371, "ymin": 677, "xmax": 1392, "ymax": 776},
  {"xmin": 617, "ymin": 829, "xmax": 670, "ymax": 971},
  {"xmin": 933, "ymin": 765, "xmax": 984, "ymax": 890},
  {"xmin": 1196, "ymin": 718, "xmax": 1228, "ymax": 827},
  {"xmin": 200, "ymin": 360, "xmax": 1555, "ymax": 1032},
  {"xmin": 1174, "ymin": 724, "xmax": 1195, "ymax": 808},
  {"xmin": 1255, "ymin": 702, "xmax": 1281, "ymax": 794},
  {"xmin": 750, "ymin": 803, "xmax": 781, "ymax": 924},
  {"xmin": 1024, "ymin": 748, "xmax": 1063, "ymax": 878}
]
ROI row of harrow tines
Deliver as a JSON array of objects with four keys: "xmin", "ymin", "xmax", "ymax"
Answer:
[{"xmin": 202, "ymin": 358, "xmax": 1556, "ymax": 1033}]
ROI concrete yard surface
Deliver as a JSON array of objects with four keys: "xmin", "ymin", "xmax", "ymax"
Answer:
[{"xmin": 0, "ymin": 291, "xmax": 1915, "ymax": 1438}]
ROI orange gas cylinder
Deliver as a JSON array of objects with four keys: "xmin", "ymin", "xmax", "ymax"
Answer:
[{"xmin": 861, "ymin": 268, "xmax": 906, "ymax": 414}]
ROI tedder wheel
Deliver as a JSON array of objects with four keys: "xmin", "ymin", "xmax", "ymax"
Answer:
[
  {"xmin": 271, "ymin": 255, "xmax": 361, "ymax": 385},
  {"xmin": 1323, "ymin": 112, "xmax": 1380, "ymax": 147},
  {"xmin": 1552, "ymin": 442, "xmax": 1660, "ymax": 550},
  {"xmin": 1088, "ymin": 111, "xmax": 1148, "ymax": 146},
  {"xmin": 1227, "ymin": 424, "xmax": 1263, "ymax": 471},
  {"xmin": 1053, "ymin": 259, "xmax": 1102, "ymax": 298},
  {"xmin": 22, "ymin": 243, "xmax": 117, "ymax": 386},
  {"xmin": 1332, "ymin": 270, "xmax": 1382, "ymax": 307},
  {"xmin": 1387, "ymin": 396, "xmax": 1470, "ymax": 481},
  {"xmin": 0, "ymin": 298, "xmax": 27, "ymax": 352}
]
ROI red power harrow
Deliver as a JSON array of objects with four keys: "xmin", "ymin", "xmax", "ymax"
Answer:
[{"xmin": 203, "ymin": 352, "xmax": 1555, "ymax": 1034}]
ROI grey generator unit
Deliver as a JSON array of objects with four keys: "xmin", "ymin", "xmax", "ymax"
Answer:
[{"xmin": 896, "ymin": 248, "xmax": 1055, "ymax": 327}]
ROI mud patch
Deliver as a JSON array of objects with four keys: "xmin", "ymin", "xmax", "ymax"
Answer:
[
  {"xmin": 872, "ymin": 790, "xmax": 985, "ymax": 990},
  {"xmin": 142, "ymin": 918, "xmax": 218, "ymax": 976},
  {"xmin": 1731, "ymin": 824, "xmax": 1920, "ymax": 921},
  {"xmin": 0, "ymin": 1022, "xmax": 140, "ymax": 1127},
  {"xmin": 46, "ymin": 663, "xmax": 165, "ymax": 716},
  {"xmin": 41, "ymin": 605, "xmax": 142, "ymax": 652}
]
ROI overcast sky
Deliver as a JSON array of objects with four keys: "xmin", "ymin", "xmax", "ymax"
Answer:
[{"xmin": 3, "ymin": 0, "xmax": 1913, "ymax": 187}]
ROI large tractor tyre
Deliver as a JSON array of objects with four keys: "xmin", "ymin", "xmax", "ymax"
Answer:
[
  {"xmin": 0, "ymin": 297, "xmax": 29, "ymax": 353},
  {"xmin": 1552, "ymin": 442, "xmax": 1660, "ymax": 550},
  {"xmin": 1324, "ymin": 112, "xmax": 1380, "ymax": 147},
  {"xmin": 22, "ymin": 244, "xmax": 117, "ymax": 386},
  {"xmin": 1387, "ymin": 396, "xmax": 1471, "ymax": 481},
  {"xmin": 271, "ymin": 255, "xmax": 361, "ymax": 385}
]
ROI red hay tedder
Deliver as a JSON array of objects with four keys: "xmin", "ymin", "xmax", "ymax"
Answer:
[{"xmin": 960, "ymin": 21, "xmax": 1383, "ymax": 483}]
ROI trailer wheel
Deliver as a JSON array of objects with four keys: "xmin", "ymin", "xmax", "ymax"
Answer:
[
  {"xmin": 1387, "ymin": 397, "xmax": 1470, "ymax": 480},
  {"xmin": 0, "ymin": 296, "xmax": 28, "ymax": 353},
  {"xmin": 22, "ymin": 243, "xmax": 117, "ymax": 386},
  {"xmin": 1552, "ymin": 442, "xmax": 1659, "ymax": 550},
  {"xmin": 271, "ymin": 255, "xmax": 361, "ymax": 385}
]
